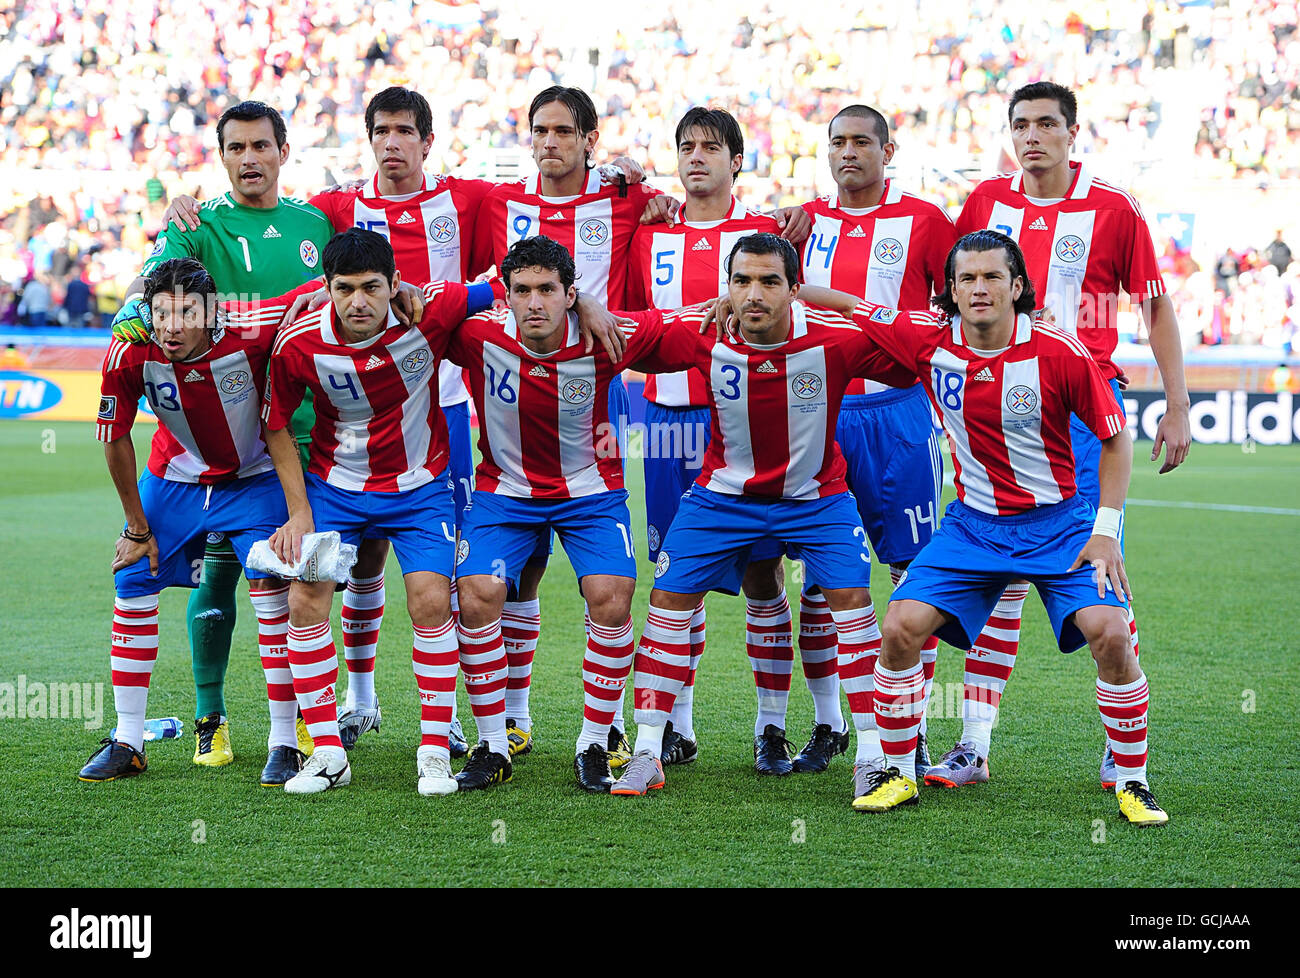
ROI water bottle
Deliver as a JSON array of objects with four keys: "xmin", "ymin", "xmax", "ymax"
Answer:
[{"xmin": 109, "ymin": 717, "xmax": 183, "ymax": 742}]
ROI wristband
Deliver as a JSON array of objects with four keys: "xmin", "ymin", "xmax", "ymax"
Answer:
[
  {"xmin": 121, "ymin": 527, "xmax": 153, "ymax": 543},
  {"xmin": 1092, "ymin": 507, "xmax": 1122, "ymax": 539}
]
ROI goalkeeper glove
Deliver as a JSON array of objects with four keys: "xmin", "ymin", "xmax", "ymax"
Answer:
[{"xmin": 111, "ymin": 293, "xmax": 151, "ymax": 344}]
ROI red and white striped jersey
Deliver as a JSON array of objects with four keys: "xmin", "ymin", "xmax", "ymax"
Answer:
[
  {"xmin": 446, "ymin": 308, "xmax": 689, "ymax": 498},
  {"xmin": 956, "ymin": 163, "xmax": 1166, "ymax": 379},
  {"xmin": 846, "ymin": 300, "xmax": 1127, "ymax": 516},
  {"xmin": 96, "ymin": 281, "xmax": 320, "ymax": 484},
  {"xmin": 471, "ymin": 169, "xmax": 660, "ymax": 306},
  {"xmin": 649, "ymin": 302, "xmax": 916, "ymax": 500},
  {"xmin": 625, "ymin": 197, "xmax": 778, "ymax": 408},
  {"xmin": 801, "ymin": 182, "xmax": 955, "ymax": 396},
  {"xmin": 263, "ymin": 281, "xmax": 473, "ymax": 492},
  {"xmin": 311, "ymin": 173, "xmax": 496, "ymax": 407}
]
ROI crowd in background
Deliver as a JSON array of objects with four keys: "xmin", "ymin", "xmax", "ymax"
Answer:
[{"xmin": 0, "ymin": 0, "xmax": 1296, "ymax": 346}]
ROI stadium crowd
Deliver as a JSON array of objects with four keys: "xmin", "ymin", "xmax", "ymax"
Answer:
[{"xmin": 1, "ymin": 0, "xmax": 1296, "ymax": 342}]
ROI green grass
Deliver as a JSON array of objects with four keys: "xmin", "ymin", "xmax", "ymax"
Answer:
[{"xmin": 1, "ymin": 422, "xmax": 1297, "ymax": 886}]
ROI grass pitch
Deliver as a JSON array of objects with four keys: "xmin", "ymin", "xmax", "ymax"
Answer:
[{"xmin": 1, "ymin": 421, "xmax": 1296, "ymax": 886}]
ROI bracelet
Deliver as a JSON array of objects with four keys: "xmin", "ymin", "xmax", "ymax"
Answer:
[
  {"xmin": 1091, "ymin": 507, "xmax": 1122, "ymax": 539},
  {"xmin": 121, "ymin": 527, "xmax": 153, "ymax": 543}
]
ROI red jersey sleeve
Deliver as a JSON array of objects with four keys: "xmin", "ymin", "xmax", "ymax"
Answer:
[
  {"xmin": 223, "ymin": 278, "xmax": 326, "ymax": 351},
  {"xmin": 97, "ymin": 341, "xmax": 143, "ymax": 443},
  {"xmin": 307, "ymin": 191, "xmax": 352, "ymax": 233},
  {"xmin": 1056, "ymin": 336, "xmax": 1128, "ymax": 441},
  {"xmin": 621, "ymin": 308, "xmax": 703, "ymax": 374},
  {"xmin": 416, "ymin": 280, "xmax": 473, "ymax": 358},
  {"xmin": 263, "ymin": 339, "xmax": 307, "ymax": 432},
  {"xmin": 845, "ymin": 301, "xmax": 929, "ymax": 376},
  {"xmin": 1119, "ymin": 204, "xmax": 1167, "ymax": 303}
]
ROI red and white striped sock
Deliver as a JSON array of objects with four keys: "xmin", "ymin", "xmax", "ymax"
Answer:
[
  {"xmin": 109, "ymin": 594, "xmax": 160, "ymax": 751},
  {"xmin": 1098, "ymin": 673, "xmax": 1150, "ymax": 789},
  {"xmin": 962, "ymin": 582, "xmax": 1029, "ymax": 757},
  {"xmin": 458, "ymin": 619, "xmax": 509, "ymax": 757},
  {"xmin": 667, "ymin": 600, "xmax": 705, "ymax": 740},
  {"xmin": 286, "ymin": 620, "xmax": 341, "ymax": 749},
  {"xmin": 248, "ymin": 586, "xmax": 295, "ymax": 749},
  {"xmin": 891, "ymin": 566, "xmax": 938, "ymax": 737},
  {"xmin": 577, "ymin": 617, "xmax": 635, "ymax": 752},
  {"xmin": 918, "ymin": 637, "xmax": 939, "ymax": 737},
  {"xmin": 502, "ymin": 598, "xmax": 540, "ymax": 731},
  {"xmin": 798, "ymin": 592, "xmax": 843, "ymax": 730},
  {"xmin": 874, "ymin": 660, "xmax": 926, "ymax": 782},
  {"xmin": 413, "ymin": 620, "xmax": 458, "ymax": 758},
  {"xmin": 340, "ymin": 573, "xmax": 383, "ymax": 712},
  {"xmin": 747, "ymin": 592, "xmax": 793, "ymax": 736},
  {"xmin": 632, "ymin": 604, "xmax": 694, "ymax": 757},
  {"xmin": 1128, "ymin": 606, "xmax": 1140, "ymax": 658},
  {"xmin": 832, "ymin": 605, "xmax": 884, "ymax": 765}
]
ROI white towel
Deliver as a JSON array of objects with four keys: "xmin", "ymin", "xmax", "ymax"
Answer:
[{"xmin": 247, "ymin": 531, "xmax": 358, "ymax": 583}]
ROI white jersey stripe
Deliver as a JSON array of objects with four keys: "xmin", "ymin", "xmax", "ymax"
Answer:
[
  {"xmin": 481, "ymin": 346, "xmax": 526, "ymax": 496},
  {"xmin": 999, "ymin": 357, "xmax": 1062, "ymax": 506},
  {"xmin": 703, "ymin": 344, "xmax": 756, "ymax": 494},
  {"xmin": 930, "ymin": 347, "xmax": 997, "ymax": 514},
  {"xmin": 1043, "ymin": 210, "xmax": 1096, "ymax": 336},
  {"xmin": 313, "ymin": 352, "xmax": 372, "ymax": 491}
]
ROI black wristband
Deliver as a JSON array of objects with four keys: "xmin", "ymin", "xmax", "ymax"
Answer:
[{"xmin": 121, "ymin": 528, "xmax": 153, "ymax": 543}]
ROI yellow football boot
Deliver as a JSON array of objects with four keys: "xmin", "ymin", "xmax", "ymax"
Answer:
[
  {"xmin": 1117, "ymin": 781, "xmax": 1169, "ymax": 827},
  {"xmin": 851, "ymin": 766, "xmax": 918, "ymax": 812},
  {"xmin": 506, "ymin": 718, "xmax": 533, "ymax": 757},
  {"xmin": 296, "ymin": 714, "xmax": 315, "ymax": 758},
  {"xmin": 192, "ymin": 712, "xmax": 233, "ymax": 767}
]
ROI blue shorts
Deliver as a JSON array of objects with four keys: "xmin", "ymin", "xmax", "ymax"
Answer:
[
  {"xmin": 307, "ymin": 471, "xmax": 456, "ymax": 576},
  {"xmin": 457, "ymin": 489, "xmax": 636, "ymax": 589},
  {"xmin": 521, "ymin": 379, "xmax": 633, "ymax": 568},
  {"xmin": 641, "ymin": 400, "xmax": 783, "ymax": 565},
  {"xmin": 891, "ymin": 495, "xmax": 1129, "ymax": 654},
  {"xmin": 838, "ymin": 385, "xmax": 944, "ymax": 565},
  {"xmin": 653, "ymin": 486, "xmax": 872, "ymax": 596},
  {"xmin": 1070, "ymin": 378, "xmax": 1127, "ymax": 549},
  {"xmin": 364, "ymin": 401, "xmax": 474, "ymax": 542},
  {"xmin": 115, "ymin": 470, "xmax": 288, "ymax": 598}
]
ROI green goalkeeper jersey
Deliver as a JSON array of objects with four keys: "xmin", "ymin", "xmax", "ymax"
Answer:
[{"xmin": 142, "ymin": 192, "xmax": 334, "ymax": 464}]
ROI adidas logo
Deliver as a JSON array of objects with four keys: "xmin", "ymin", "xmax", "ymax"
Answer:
[
  {"xmin": 972, "ymin": 367, "xmax": 996, "ymax": 382},
  {"xmin": 314, "ymin": 687, "xmax": 336, "ymax": 706},
  {"xmin": 691, "ymin": 238, "xmax": 712, "ymax": 251},
  {"xmin": 756, "ymin": 360, "xmax": 778, "ymax": 374},
  {"xmin": 184, "ymin": 369, "xmax": 204, "ymax": 383},
  {"xmin": 847, "ymin": 225, "xmax": 867, "ymax": 237},
  {"xmin": 529, "ymin": 364, "xmax": 549, "ymax": 377},
  {"xmin": 263, "ymin": 224, "xmax": 281, "ymax": 239},
  {"xmin": 395, "ymin": 211, "xmax": 416, "ymax": 225},
  {"xmin": 364, "ymin": 355, "xmax": 385, "ymax": 371},
  {"xmin": 1027, "ymin": 217, "xmax": 1049, "ymax": 231},
  {"xmin": 547, "ymin": 210, "xmax": 566, "ymax": 220}
]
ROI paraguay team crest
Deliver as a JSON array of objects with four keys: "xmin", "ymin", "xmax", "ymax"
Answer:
[
  {"xmin": 791, "ymin": 371, "xmax": 824, "ymax": 400},
  {"xmin": 873, "ymin": 237, "xmax": 903, "ymax": 264},
  {"xmin": 647, "ymin": 525, "xmax": 661, "ymax": 554},
  {"xmin": 561, "ymin": 378, "xmax": 595, "ymax": 405},
  {"xmin": 1054, "ymin": 235, "xmax": 1085, "ymax": 262},
  {"xmin": 401, "ymin": 349, "xmax": 431, "ymax": 374},
  {"xmin": 655, "ymin": 551, "xmax": 671, "ymax": 578},
  {"xmin": 578, "ymin": 219, "xmax": 609, "ymax": 246},
  {"xmin": 220, "ymin": 370, "xmax": 251, "ymax": 395},
  {"xmin": 456, "ymin": 539, "xmax": 470, "ymax": 565},
  {"xmin": 429, "ymin": 216, "xmax": 457, "ymax": 243},
  {"xmin": 299, "ymin": 240, "xmax": 320, "ymax": 267},
  {"xmin": 1005, "ymin": 385, "xmax": 1039, "ymax": 415}
]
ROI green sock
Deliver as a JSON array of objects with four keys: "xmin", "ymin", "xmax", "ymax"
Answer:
[{"xmin": 189, "ymin": 543, "xmax": 242, "ymax": 719}]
